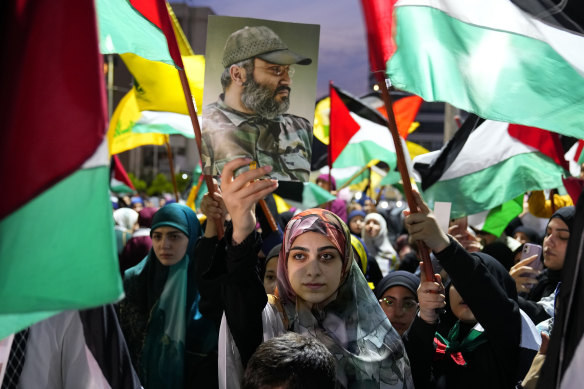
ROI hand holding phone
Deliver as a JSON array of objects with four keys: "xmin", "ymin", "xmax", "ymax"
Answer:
[{"xmin": 521, "ymin": 243, "xmax": 543, "ymax": 271}]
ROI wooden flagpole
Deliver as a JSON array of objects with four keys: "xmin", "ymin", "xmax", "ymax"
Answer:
[
  {"xmin": 376, "ymin": 75, "xmax": 434, "ymax": 281},
  {"xmin": 165, "ymin": 141, "xmax": 180, "ymax": 202},
  {"xmin": 177, "ymin": 69, "xmax": 224, "ymax": 238}
]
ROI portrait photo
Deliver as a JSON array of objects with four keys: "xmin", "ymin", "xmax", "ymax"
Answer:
[{"xmin": 201, "ymin": 15, "xmax": 320, "ymax": 182}]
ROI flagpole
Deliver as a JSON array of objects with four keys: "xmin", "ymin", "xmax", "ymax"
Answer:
[
  {"xmin": 328, "ymin": 81, "xmax": 334, "ymax": 189},
  {"xmin": 165, "ymin": 142, "xmax": 180, "ymax": 202},
  {"xmin": 176, "ymin": 69, "xmax": 224, "ymax": 238},
  {"xmin": 337, "ymin": 164, "xmax": 373, "ymax": 191},
  {"xmin": 376, "ymin": 74, "xmax": 434, "ymax": 281}
]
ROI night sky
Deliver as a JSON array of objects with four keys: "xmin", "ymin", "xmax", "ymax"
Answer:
[{"xmin": 177, "ymin": 0, "xmax": 371, "ymax": 99}]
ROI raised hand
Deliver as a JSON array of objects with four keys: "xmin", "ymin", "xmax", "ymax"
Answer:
[
  {"xmin": 219, "ymin": 158, "xmax": 278, "ymax": 244},
  {"xmin": 404, "ymin": 191, "xmax": 450, "ymax": 253},
  {"xmin": 200, "ymin": 184, "xmax": 226, "ymax": 238},
  {"xmin": 417, "ymin": 261, "xmax": 446, "ymax": 324},
  {"xmin": 509, "ymin": 255, "xmax": 541, "ymax": 293}
]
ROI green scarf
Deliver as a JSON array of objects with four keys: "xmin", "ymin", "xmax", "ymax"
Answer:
[{"xmin": 434, "ymin": 321, "xmax": 489, "ymax": 366}]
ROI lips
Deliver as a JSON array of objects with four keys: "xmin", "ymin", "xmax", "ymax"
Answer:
[{"xmin": 304, "ymin": 283, "xmax": 325, "ymax": 290}]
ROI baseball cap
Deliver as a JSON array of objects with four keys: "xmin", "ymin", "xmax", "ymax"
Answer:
[{"xmin": 222, "ymin": 25, "xmax": 312, "ymax": 68}]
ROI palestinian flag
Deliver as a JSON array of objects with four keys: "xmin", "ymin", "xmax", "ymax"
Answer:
[
  {"xmin": 387, "ymin": 0, "xmax": 584, "ymax": 140},
  {"xmin": 110, "ymin": 155, "xmax": 136, "ymax": 194},
  {"xmin": 413, "ymin": 115, "xmax": 569, "ymax": 218},
  {"xmin": 329, "ymin": 85, "xmax": 412, "ymax": 187},
  {"xmin": 0, "ymin": 0, "xmax": 123, "ymax": 338}
]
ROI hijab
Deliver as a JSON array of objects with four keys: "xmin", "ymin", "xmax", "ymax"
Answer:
[
  {"xmin": 275, "ymin": 208, "xmax": 413, "ymax": 388},
  {"xmin": 362, "ymin": 212, "xmax": 398, "ymax": 275},
  {"xmin": 114, "ymin": 207, "xmax": 139, "ymax": 231},
  {"xmin": 122, "ymin": 204, "xmax": 216, "ymax": 388}
]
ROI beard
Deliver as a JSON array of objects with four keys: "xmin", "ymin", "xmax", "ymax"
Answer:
[{"xmin": 240, "ymin": 77, "xmax": 290, "ymax": 119}]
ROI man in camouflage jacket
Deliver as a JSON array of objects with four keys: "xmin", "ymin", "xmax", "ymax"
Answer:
[{"xmin": 202, "ymin": 25, "xmax": 313, "ymax": 182}]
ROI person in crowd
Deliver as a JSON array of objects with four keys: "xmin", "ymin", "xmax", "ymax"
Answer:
[
  {"xmin": 482, "ymin": 241, "xmax": 515, "ymax": 271},
  {"xmin": 118, "ymin": 203, "xmax": 219, "ymax": 388},
  {"xmin": 375, "ymin": 271, "xmax": 420, "ymax": 336},
  {"xmin": 362, "ymin": 212, "xmax": 399, "ymax": 276},
  {"xmin": 357, "ymin": 195, "xmax": 377, "ymax": 214},
  {"xmin": 528, "ymin": 190, "xmax": 573, "ymax": 219},
  {"xmin": 346, "ymin": 201, "xmax": 363, "ymax": 215},
  {"xmin": 261, "ymin": 244, "xmax": 281, "ymax": 294},
  {"xmin": 113, "ymin": 207, "xmax": 139, "ymax": 256},
  {"xmin": 510, "ymin": 206, "xmax": 575, "ymax": 324},
  {"xmin": 130, "ymin": 196, "xmax": 144, "ymax": 213},
  {"xmin": 403, "ymin": 191, "xmax": 540, "ymax": 389},
  {"xmin": 241, "ymin": 332, "xmax": 336, "ymax": 389},
  {"xmin": 201, "ymin": 26, "xmax": 313, "ymax": 181},
  {"xmin": 119, "ymin": 206, "xmax": 157, "ymax": 274},
  {"xmin": 316, "ymin": 173, "xmax": 347, "ymax": 222},
  {"xmin": 513, "ymin": 226, "xmax": 542, "ymax": 245},
  {"xmin": 347, "ymin": 209, "xmax": 366, "ymax": 237},
  {"xmin": 350, "ymin": 234, "xmax": 382, "ymax": 287},
  {"xmin": 197, "ymin": 158, "xmax": 413, "ymax": 388},
  {"xmin": 0, "ymin": 306, "xmax": 141, "ymax": 389}
]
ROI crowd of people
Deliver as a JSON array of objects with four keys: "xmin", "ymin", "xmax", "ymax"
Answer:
[{"xmin": 2, "ymin": 158, "xmax": 581, "ymax": 389}]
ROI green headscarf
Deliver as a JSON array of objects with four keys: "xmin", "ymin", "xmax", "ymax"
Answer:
[{"xmin": 123, "ymin": 203, "xmax": 216, "ymax": 388}]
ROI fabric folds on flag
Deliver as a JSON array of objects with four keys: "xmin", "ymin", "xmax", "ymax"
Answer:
[
  {"xmin": 0, "ymin": 0, "xmax": 123, "ymax": 339},
  {"xmin": 388, "ymin": 0, "xmax": 584, "ymax": 139},
  {"xmin": 329, "ymin": 85, "xmax": 410, "ymax": 187},
  {"xmin": 360, "ymin": 0, "xmax": 399, "ymax": 74},
  {"xmin": 97, "ymin": 0, "xmax": 187, "ymax": 67},
  {"xmin": 413, "ymin": 115, "xmax": 568, "ymax": 218}
]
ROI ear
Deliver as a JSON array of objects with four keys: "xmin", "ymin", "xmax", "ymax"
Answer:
[{"xmin": 229, "ymin": 64, "xmax": 247, "ymax": 86}]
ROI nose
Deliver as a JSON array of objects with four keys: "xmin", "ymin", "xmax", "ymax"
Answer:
[
  {"xmin": 161, "ymin": 236, "xmax": 171, "ymax": 248},
  {"xmin": 304, "ymin": 257, "xmax": 321, "ymax": 277},
  {"xmin": 280, "ymin": 71, "xmax": 291, "ymax": 85}
]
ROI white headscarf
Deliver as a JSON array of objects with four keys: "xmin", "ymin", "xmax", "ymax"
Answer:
[{"xmin": 362, "ymin": 212, "xmax": 398, "ymax": 276}]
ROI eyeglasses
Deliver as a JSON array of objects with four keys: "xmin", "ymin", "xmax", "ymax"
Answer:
[
  {"xmin": 258, "ymin": 64, "xmax": 295, "ymax": 78},
  {"xmin": 378, "ymin": 297, "xmax": 418, "ymax": 312}
]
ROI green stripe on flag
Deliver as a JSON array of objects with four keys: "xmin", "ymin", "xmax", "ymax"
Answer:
[
  {"xmin": 421, "ymin": 152, "xmax": 565, "ymax": 218},
  {"xmin": 334, "ymin": 140, "xmax": 398, "ymax": 169},
  {"xmin": 0, "ymin": 166, "xmax": 123, "ymax": 338},
  {"xmin": 388, "ymin": 5, "xmax": 584, "ymax": 139},
  {"xmin": 481, "ymin": 195, "xmax": 523, "ymax": 237},
  {"xmin": 97, "ymin": 0, "xmax": 175, "ymax": 66}
]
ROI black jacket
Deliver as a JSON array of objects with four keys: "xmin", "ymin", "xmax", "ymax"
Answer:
[{"xmin": 404, "ymin": 239, "xmax": 524, "ymax": 389}]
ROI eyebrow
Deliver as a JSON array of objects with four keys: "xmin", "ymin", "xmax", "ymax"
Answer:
[
  {"xmin": 385, "ymin": 295, "xmax": 417, "ymax": 301},
  {"xmin": 289, "ymin": 245, "xmax": 338, "ymax": 252}
]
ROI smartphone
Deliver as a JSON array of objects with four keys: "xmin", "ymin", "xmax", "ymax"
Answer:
[{"xmin": 521, "ymin": 243, "xmax": 543, "ymax": 271}]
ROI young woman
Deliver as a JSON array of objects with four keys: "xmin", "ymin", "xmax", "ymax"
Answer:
[
  {"xmin": 362, "ymin": 212, "xmax": 399, "ymax": 276},
  {"xmin": 375, "ymin": 271, "xmax": 420, "ymax": 336},
  {"xmin": 118, "ymin": 203, "xmax": 219, "ymax": 388},
  {"xmin": 198, "ymin": 158, "xmax": 413, "ymax": 388},
  {"xmin": 403, "ymin": 192, "xmax": 539, "ymax": 389}
]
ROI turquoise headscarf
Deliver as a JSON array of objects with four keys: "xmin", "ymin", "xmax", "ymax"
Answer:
[{"xmin": 122, "ymin": 203, "xmax": 217, "ymax": 388}]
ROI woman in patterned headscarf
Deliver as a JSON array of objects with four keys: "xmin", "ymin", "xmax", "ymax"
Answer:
[{"xmin": 198, "ymin": 158, "xmax": 413, "ymax": 388}]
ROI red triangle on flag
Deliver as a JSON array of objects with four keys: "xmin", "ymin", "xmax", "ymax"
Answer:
[
  {"xmin": 330, "ymin": 86, "xmax": 361, "ymax": 164},
  {"xmin": 508, "ymin": 124, "xmax": 569, "ymax": 170}
]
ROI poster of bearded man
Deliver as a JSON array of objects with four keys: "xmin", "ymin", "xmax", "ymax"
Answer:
[{"xmin": 201, "ymin": 16, "xmax": 320, "ymax": 182}]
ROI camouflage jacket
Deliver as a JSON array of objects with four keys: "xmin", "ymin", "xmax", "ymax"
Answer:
[{"xmin": 201, "ymin": 98, "xmax": 312, "ymax": 181}]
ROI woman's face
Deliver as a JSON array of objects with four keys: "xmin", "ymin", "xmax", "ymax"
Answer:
[
  {"xmin": 349, "ymin": 216, "xmax": 364, "ymax": 235},
  {"xmin": 379, "ymin": 286, "xmax": 418, "ymax": 336},
  {"xmin": 364, "ymin": 219, "xmax": 381, "ymax": 238},
  {"xmin": 287, "ymin": 231, "xmax": 343, "ymax": 308},
  {"xmin": 151, "ymin": 226, "xmax": 189, "ymax": 266},
  {"xmin": 263, "ymin": 256, "xmax": 278, "ymax": 294},
  {"xmin": 449, "ymin": 285, "xmax": 476, "ymax": 324},
  {"xmin": 543, "ymin": 218, "xmax": 570, "ymax": 270}
]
